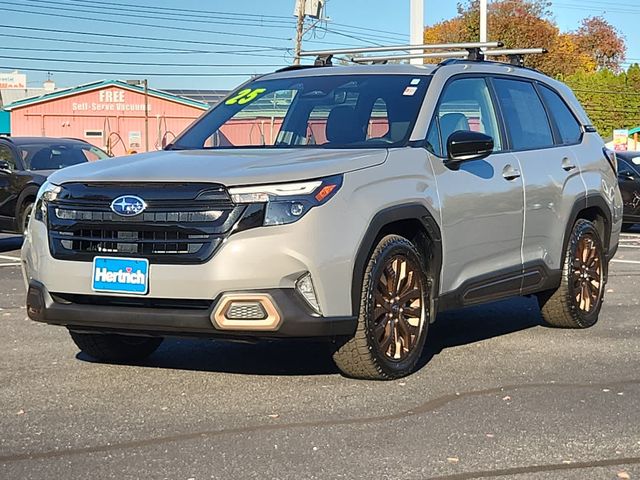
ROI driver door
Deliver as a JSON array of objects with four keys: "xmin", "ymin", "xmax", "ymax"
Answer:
[{"xmin": 426, "ymin": 76, "xmax": 525, "ymax": 304}]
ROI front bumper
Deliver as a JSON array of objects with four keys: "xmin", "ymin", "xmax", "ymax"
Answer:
[{"xmin": 26, "ymin": 280, "xmax": 356, "ymax": 338}]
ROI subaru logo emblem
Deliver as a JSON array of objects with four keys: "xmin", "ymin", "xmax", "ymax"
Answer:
[{"xmin": 110, "ymin": 195, "xmax": 147, "ymax": 217}]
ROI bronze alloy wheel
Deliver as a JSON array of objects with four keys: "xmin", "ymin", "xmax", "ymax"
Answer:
[
  {"xmin": 332, "ymin": 234, "xmax": 430, "ymax": 379},
  {"xmin": 373, "ymin": 255, "xmax": 426, "ymax": 361},
  {"xmin": 571, "ymin": 234, "xmax": 602, "ymax": 314},
  {"xmin": 538, "ymin": 219, "xmax": 606, "ymax": 329}
]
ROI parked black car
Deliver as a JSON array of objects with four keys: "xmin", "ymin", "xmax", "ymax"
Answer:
[
  {"xmin": 0, "ymin": 137, "xmax": 109, "ymax": 234},
  {"xmin": 616, "ymin": 151, "xmax": 640, "ymax": 231}
]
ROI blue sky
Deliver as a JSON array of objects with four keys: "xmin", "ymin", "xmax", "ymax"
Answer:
[{"xmin": 2, "ymin": 0, "xmax": 639, "ymax": 91}]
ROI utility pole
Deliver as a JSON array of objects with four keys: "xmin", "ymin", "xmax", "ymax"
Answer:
[
  {"xmin": 144, "ymin": 79, "xmax": 149, "ymax": 152},
  {"xmin": 294, "ymin": 0, "xmax": 306, "ymax": 65},
  {"xmin": 480, "ymin": 0, "xmax": 488, "ymax": 43},
  {"xmin": 409, "ymin": 0, "xmax": 424, "ymax": 65}
]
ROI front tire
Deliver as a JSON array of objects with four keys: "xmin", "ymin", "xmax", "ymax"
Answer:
[
  {"xmin": 538, "ymin": 219, "xmax": 606, "ymax": 328},
  {"xmin": 69, "ymin": 331, "xmax": 163, "ymax": 362},
  {"xmin": 333, "ymin": 235, "xmax": 431, "ymax": 380}
]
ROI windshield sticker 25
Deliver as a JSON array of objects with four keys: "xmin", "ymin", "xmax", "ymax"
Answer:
[{"xmin": 225, "ymin": 88, "xmax": 267, "ymax": 106}]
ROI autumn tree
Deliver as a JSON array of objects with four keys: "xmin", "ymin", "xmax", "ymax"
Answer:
[
  {"xmin": 575, "ymin": 16, "xmax": 626, "ymax": 72},
  {"xmin": 423, "ymin": 0, "xmax": 625, "ymax": 76}
]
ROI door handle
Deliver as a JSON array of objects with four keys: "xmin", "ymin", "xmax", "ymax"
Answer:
[
  {"xmin": 562, "ymin": 157, "xmax": 577, "ymax": 172},
  {"xmin": 502, "ymin": 164, "xmax": 521, "ymax": 181}
]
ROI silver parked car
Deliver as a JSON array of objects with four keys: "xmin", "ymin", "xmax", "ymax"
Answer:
[{"xmin": 22, "ymin": 45, "xmax": 623, "ymax": 379}]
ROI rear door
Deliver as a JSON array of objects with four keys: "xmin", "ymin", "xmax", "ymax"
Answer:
[
  {"xmin": 427, "ymin": 76, "xmax": 525, "ymax": 302},
  {"xmin": 492, "ymin": 77, "xmax": 586, "ymax": 287}
]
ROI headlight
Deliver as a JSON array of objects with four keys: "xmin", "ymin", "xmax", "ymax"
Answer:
[
  {"xmin": 34, "ymin": 181, "xmax": 62, "ymax": 223},
  {"xmin": 228, "ymin": 175, "xmax": 342, "ymax": 226}
]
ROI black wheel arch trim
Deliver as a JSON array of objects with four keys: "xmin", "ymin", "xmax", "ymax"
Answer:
[
  {"xmin": 563, "ymin": 193, "xmax": 613, "ymax": 261},
  {"xmin": 351, "ymin": 203, "xmax": 443, "ymax": 317},
  {"xmin": 14, "ymin": 184, "xmax": 40, "ymax": 232}
]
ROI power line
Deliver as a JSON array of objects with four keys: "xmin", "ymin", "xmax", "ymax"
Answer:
[
  {"xmin": 67, "ymin": 0, "xmax": 293, "ymax": 21},
  {"xmin": 18, "ymin": 0, "xmax": 297, "ymax": 29},
  {"xmin": 321, "ymin": 27, "xmax": 385, "ymax": 47},
  {"xmin": 0, "ymin": 24, "xmax": 290, "ymax": 51},
  {"xmin": 0, "ymin": 45, "xmax": 289, "ymax": 59},
  {"xmin": 0, "ymin": 4, "xmax": 292, "ymax": 42},
  {"xmin": 0, "ymin": 65, "xmax": 271, "ymax": 77},
  {"xmin": 0, "ymin": 54, "xmax": 288, "ymax": 68}
]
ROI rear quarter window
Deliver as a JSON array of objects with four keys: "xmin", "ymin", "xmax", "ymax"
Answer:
[{"xmin": 539, "ymin": 85, "xmax": 582, "ymax": 145}]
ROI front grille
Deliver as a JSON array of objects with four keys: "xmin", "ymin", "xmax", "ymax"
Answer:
[{"xmin": 47, "ymin": 182, "xmax": 254, "ymax": 264}]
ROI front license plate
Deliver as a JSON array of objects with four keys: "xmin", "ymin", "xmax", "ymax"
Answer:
[{"xmin": 92, "ymin": 256, "xmax": 149, "ymax": 295}]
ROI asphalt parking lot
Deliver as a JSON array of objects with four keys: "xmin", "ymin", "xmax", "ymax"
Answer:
[{"xmin": 1, "ymin": 231, "xmax": 639, "ymax": 480}]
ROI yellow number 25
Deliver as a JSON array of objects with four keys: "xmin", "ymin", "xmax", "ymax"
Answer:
[{"xmin": 225, "ymin": 88, "xmax": 267, "ymax": 106}]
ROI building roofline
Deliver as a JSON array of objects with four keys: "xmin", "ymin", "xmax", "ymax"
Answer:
[{"xmin": 4, "ymin": 79, "xmax": 210, "ymax": 111}]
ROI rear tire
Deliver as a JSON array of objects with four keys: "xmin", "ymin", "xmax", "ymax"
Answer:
[
  {"xmin": 538, "ymin": 219, "xmax": 606, "ymax": 328},
  {"xmin": 69, "ymin": 331, "xmax": 163, "ymax": 362},
  {"xmin": 333, "ymin": 234, "xmax": 431, "ymax": 380}
]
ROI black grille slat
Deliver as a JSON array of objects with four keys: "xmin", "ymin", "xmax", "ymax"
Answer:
[{"xmin": 47, "ymin": 183, "xmax": 242, "ymax": 265}]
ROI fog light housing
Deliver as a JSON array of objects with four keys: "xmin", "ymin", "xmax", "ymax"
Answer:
[
  {"xmin": 296, "ymin": 272, "xmax": 321, "ymax": 315},
  {"xmin": 212, "ymin": 294, "xmax": 281, "ymax": 331}
]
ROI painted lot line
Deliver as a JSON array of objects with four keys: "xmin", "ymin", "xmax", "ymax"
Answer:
[
  {"xmin": 0, "ymin": 263, "xmax": 20, "ymax": 267},
  {"xmin": 611, "ymin": 259, "xmax": 640, "ymax": 265},
  {"xmin": 0, "ymin": 254, "xmax": 20, "ymax": 261}
]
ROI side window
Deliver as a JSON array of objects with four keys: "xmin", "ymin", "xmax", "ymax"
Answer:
[
  {"xmin": 0, "ymin": 144, "xmax": 16, "ymax": 170},
  {"xmin": 618, "ymin": 160, "xmax": 636, "ymax": 179},
  {"xmin": 539, "ymin": 85, "xmax": 582, "ymax": 145},
  {"xmin": 493, "ymin": 78, "xmax": 554, "ymax": 150},
  {"xmin": 432, "ymin": 77, "xmax": 502, "ymax": 157},
  {"xmin": 426, "ymin": 118, "xmax": 442, "ymax": 156}
]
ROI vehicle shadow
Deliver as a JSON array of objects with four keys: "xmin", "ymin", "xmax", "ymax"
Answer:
[
  {"xmin": 0, "ymin": 235, "xmax": 23, "ymax": 253},
  {"xmin": 77, "ymin": 296, "xmax": 544, "ymax": 377},
  {"xmin": 417, "ymin": 296, "xmax": 544, "ymax": 370}
]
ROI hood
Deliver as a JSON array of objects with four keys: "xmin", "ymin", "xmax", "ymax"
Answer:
[{"xmin": 48, "ymin": 148, "xmax": 388, "ymax": 187}]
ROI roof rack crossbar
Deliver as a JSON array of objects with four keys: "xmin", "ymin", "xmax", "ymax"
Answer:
[
  {"xmin": 300, "ymin": 41, "xmax": 502, "ymax": 57},
  {"xmin": 351, "ymin": 46, "xmax": 547, "ymax": 66},
  {"xmin": 351, "ymin": 50, "xmax": 469, "ymax": 63}
]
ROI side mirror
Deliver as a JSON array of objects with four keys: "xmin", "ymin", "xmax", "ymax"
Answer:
[
  {"xmin": 446, "ymin": 130, "xmax": 494, "ymax": 163},
  {"xmin": 0, "ymin": 160, "xmax": 12, "ymax": 174}
]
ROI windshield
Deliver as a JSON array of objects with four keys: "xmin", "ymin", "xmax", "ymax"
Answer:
[
  {"xmin": 172, "ymin": 74, "xmax": 430, "ymax": 150},
  {"xmin": 19, "ymin": 143, "xmax": 109, "ymax": 171}
]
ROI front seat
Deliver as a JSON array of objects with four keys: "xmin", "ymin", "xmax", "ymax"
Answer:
[
  {"xmin": 325, "ymin": 106, "xmax": 366, "ymax": 145},
  {"xmin": 439, "ymin": 112, "xmax": 471, "ymax": 148}
]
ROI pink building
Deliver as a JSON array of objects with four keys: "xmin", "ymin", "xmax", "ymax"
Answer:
[{"xmin": 5, "ymin": 80, "xmax": 209, "ymax": 156}]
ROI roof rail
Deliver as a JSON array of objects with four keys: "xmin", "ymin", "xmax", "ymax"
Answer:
[
  {"xmin": 352, "ymin": 46, "xmax": 547, "ymax": 67},
  {"xmin": 299, "ymin": 42, "xmax": 546, "ymax": 68},
  {"xmin": 300, "ymin": 42, "xmax": 502, "ymax": 66},
  {"xmin": 483, "ymin": 48, "xmax": 547, "ymax": 66},
  {"xmin": 300, "ymin": 42, "xmax": 502, "ymax": 57}
]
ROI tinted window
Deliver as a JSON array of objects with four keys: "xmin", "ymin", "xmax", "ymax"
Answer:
[
  {"xmin": 539, "ymin": 85, "xmax": 582, "ymax": 145},
  {"xmin": 426, "ymin": 117, "xmax": 442, "ymax": 156},
  {"xmin": 0, "ymin": 144, "xmax": 16, "ymax": 169},
  {"xmin": 174, "ymin": 75, "xmax": 430, "ymax": 150},
  {"xmin": 618, "ymin": 160, "xmax": 637, "ymax": 178},
  {"xmin": 493, "ymin": 78, "xmax": 553, "ymax": 150},
  {"xmin": 18, "ymin": 144, "xmax": 106, "ymax": 170},
  {"xmin": 430, "ymin": 77, "xmax": 502, "ymax": 157}
]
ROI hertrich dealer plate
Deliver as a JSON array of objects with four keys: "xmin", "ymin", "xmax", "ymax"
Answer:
[{"xmin": 92, "ymin": 256, "xmax": 149, "ymax": 295}]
